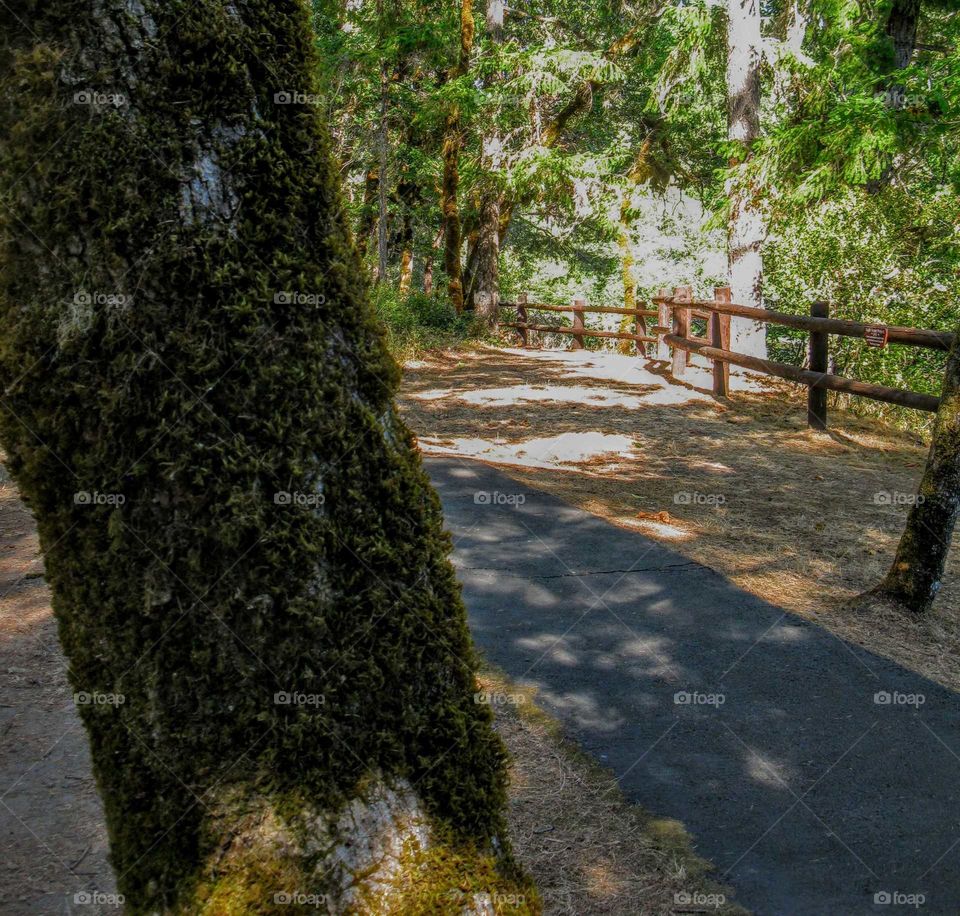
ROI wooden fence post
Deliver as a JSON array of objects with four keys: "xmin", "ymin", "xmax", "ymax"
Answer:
[
  {"xmin": 517, "ymin": 292, "xmax": 529, "ymax": 348},
  {"xmin": 808, "ymin": 301, "xmax": 829, "ymax": 430},
  {"xmin": 671, "ymin": 286, "xmax": 691, "ymax": 377},
  {"xmin": 634, "ymin": 303, "xmax": 647, "ymax": 356},
  {"xmin": 712, "ymin": 286, "xmax": 732, "ymax": 396},
  {"xmin": 571, "ymin": 297, "xmax": 586, "ymax": 350},
  {"xmin": 656, "ymin": 287, "xmax": 671, "ymax": 361}
]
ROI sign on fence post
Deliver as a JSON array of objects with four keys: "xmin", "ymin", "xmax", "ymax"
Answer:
[
  {"xmin": 571, "ymin": 298, "xmax": 586, "ymax": 350},
  {"xmin": 808, "ymin": 301, "xmax": 830, "ymax": 430},
  {"xmin": 864, "ymin": 325, "xmax": 889, "ymax": 348}
]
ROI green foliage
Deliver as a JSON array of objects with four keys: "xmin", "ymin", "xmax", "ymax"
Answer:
[{"xmin": 374, "ymin": 286, "xmax": 479, "ymax": 358}]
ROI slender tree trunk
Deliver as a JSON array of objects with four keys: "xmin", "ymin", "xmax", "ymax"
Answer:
[
  {"xmin": 617, "ymin": 197, "xmax": 638, "ymax": 354},
  {"xmin": 424, "ymin": 226, "xmax": 443, "ymax": 296},
  {"xmin": 357, "ymin": 167, "xmax": 379, "ymax": 261},
  {"xmin": 0, "ymin": 2, "xmax": 531, "ymax": 912},
  {"xmin": 441, "ymin": 0, "xmax": 474, "ymax": 313},
  {"xmin": 376, "ymin": 61, "xmax": 390, "ymax": 283},
  {"xmin": 472, "ymin": 0, "xmax": 505, "ymax": 328},
  {"xmin": 726, "ymin": 0, "xmax": 766, "ymax": 357},
  {"xmin": 868, "ymin": 331, "xmax": 960, "ymax": 613},
  {"xmin": 397, "ymin": 178, "xmax": 417, "ymax": 296}
]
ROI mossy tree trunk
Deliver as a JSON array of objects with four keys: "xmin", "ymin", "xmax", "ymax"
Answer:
[
  {"xmin": 0, "ymin": 1, "xmax": 531, "ymax": 913},
  {"xmin": 870, "ymin": 330, "xmax": 960, "ymax": 613}
]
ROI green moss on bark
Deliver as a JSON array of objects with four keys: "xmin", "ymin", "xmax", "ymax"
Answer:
[{"xmin": 0, "ymin": 1, "xmax": 525, "ymax": 911}]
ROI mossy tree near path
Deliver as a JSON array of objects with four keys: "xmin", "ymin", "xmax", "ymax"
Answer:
[
  {"xmin": 0, "ymin": 1, "xmax": 534, "ymax": 912},
  {"xmin": 867, "ymin": 329, "xmax": 960, "ymax": 614}
]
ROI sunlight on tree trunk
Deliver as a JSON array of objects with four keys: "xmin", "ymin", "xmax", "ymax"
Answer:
[
  {"xmin": 0, "ymin": 2, "xmax": 533, "ymax": 912},
  {"xmin": 726, "ymin": 0, "xmax": 766, "ymax": 358}
]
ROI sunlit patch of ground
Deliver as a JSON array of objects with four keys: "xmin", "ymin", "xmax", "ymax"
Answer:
[{"xmin": 398, "ymin": 345, "xmax": 960, "ymax": 695}]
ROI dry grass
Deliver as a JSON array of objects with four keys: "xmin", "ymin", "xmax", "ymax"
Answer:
[
  {"xmin": 398, "ymin": 345, "xmax": 960, "ymax": 694},
  {"xmin": 481, "ymin": 667, "xmax": 744, "ymax": 915}
]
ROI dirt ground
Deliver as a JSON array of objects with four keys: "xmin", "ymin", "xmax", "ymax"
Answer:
[
  {"xmin": 0, "ymin": 465, "xmax": 115, "ymax": 914},
  {"xmin": 398, "ymin": 344, "xmax": 960, "ymax": 695}
]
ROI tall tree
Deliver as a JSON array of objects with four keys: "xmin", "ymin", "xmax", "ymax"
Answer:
[
  {"xmin": 866, "ymin": 331, "xmax": 960, "ymax": 613},
  {"xmin": 441, "ymin": 0, "xmax": 475, "ymax": 312},
  {"xmin": 471, "ymin": 0, "xmax": 506, "ymax": 325},
  {"xmin": 0, "ymin": 1, "xmax": 532, "ymax": 912},
  {"xmin": 726, "ymin": 0, "xmax": 766, "ymax": 356}
]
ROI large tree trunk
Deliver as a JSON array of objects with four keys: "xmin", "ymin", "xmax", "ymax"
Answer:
[
  {"xmin": 472, "ymin": 192, "xmax": 502, "ymax": 325},
  {"xmin": 726, "ymin": 0, "xmax": 766, "ymax": 357},
  {"xmin": 869, "ymin": 332, "xmax": 960, "ymax": 613},
  {"xmin": 440, "ymin": 0, "xmax": 474, "ymax": 313},
  {"xmin": 0, "ymin": 2, "xmax": 531, "ymax": 913}
]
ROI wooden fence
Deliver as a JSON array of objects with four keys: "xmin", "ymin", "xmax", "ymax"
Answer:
[
  {"xmin": 499, "ymin": 294, "xmax": 658, "ymax": 351},
  {"xmin": 659, "ymin": 285, "xmax": 953, "ymax": 430},
  {"xmin": 498, "ymin": 286, "xmax": 954, "ymax": 430}
]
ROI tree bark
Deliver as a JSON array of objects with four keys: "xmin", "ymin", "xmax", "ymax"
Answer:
[
  {"xmin": 870, "ymin": 331, "xmax": 960, "ymax": 613},
  {"xmin": 441, "ymin": 0, "xmax": 475, "ymax": 313},
  {"xmin": 357, "ymin": 167, "xmax": 380, "ymax": 261},
  {"xmin": 376, "ymin": 58, "xmax": 390, "ymax": 283},
  {"xmin": 0, "ymin": 2, "xmax": 530, "ymax": 912},
  {"xmin": 887, "ymin": 0, "xmax": 922, "ymax": 70},
  {"xmin": 726, "ymin": 0, "xmax": 766, "ymax": 357},
  {"xmin": 472, "ymin": 0, "xmax": 506, "ymax": 327},
  {"xmin": 473, "ymin": 192, "xmax": 502, "ymax": 325}
]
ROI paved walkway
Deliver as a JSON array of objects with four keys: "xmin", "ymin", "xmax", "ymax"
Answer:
[{"xmin": 427, "ymin": 456, "xmax": 960, "ymax": 916}]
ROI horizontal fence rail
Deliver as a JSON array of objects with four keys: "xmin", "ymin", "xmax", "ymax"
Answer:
[
  {"xmin": 499, "ymin": 295, "xmax": 658, "ymax": 351},
  {"xmin": 657, "ymin": 286, "xmax": 953, "ymax": 429}
]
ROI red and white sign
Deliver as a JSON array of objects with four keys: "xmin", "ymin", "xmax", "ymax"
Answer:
[{"xmin": 864, "ymin": 325, "xmax": 889, "ymax": 348}]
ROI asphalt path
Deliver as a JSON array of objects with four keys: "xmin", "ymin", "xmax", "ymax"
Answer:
[{"xmin": 427, "ymin": 456, "xmax": 960, "ymax": 916}]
